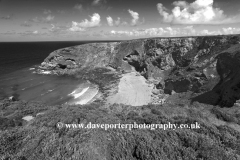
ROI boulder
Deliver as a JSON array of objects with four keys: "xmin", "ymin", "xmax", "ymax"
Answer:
[
  {"xmin": 152, "ymin": 89, "xmax": 161, "ymax": 95},
  {"xmin": 8, "ymin": 96, "xmax": 16, "ymax": 101}
]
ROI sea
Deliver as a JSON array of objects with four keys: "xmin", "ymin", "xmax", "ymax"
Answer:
[{"xmin": 0, "ymin": 41, "xmax": 115, "ymax": 105}]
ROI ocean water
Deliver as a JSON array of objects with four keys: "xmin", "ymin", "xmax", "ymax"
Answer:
[{"xmin": 0, "ymin": 41, "xmax": 114, "ymax": 105}]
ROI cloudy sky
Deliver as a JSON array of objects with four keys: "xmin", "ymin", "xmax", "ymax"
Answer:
[{"xmin": 0, "ymin": 0, "xmax": 240, "ymax": 41}]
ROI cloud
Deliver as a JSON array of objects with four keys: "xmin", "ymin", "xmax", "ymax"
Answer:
[
  {"xmin": 106, "ymin": 16, "xmax": 122, "ymax": 27},
  {"xmin": 222, "ymin": 27, "xmax": 240, "ymax": 34},
  {"xmin": 44, "ymin": 15, "xmax": 54, "ymax": 22},
  {"xmin": 121, "ymin": 21, "xmax": 128, "ymax": 26},
  {"xmin": 69, "ymin": 13, "xmax": 101, "ymax": 31},
  {"xmin": 57, "ymin": 10, "xmax": 66, "ymax": 14},
  {"xmin": 49, "ymin": 24, "xmax": 58, "ymax": 32},
  {"xmin": 73, "ymin": 13, "xmax": 100, "ymax": 28},
  {"xmin": 128, "ymin": 9, "xmax": 139, "ymax": 26},
  {"xmin": 157, "ymin": 0, "xmax": 239, "ymax": 24},
  {"xmin": 92, "ymin": 0, "xmax": 107, "ymax": 6},
  {"xmin": 1, "ymin": 31, "xmax": 16, "ymax": 35},
  {"xmin": 1, "ymin": 15, "xmax": 12, "ymax": 20},
  {"xmin": 43, "ymin": 9, "xmax": 51, "ymax": 14},
  {"xmin": 110, "ymin": 26, "xmax": 223, "ymax": 37},
  {"xmin": 92, "ymin": 0, "xmax": 110, "ymax": 10},
  {"xmin": 199, "ymin": 29, "xmax": 222, "ymax": 35},
  {"xmin": 92, "ymin": 0, "xmax": 100, "ymax": 5},
  {"xmin": 30, "ymin": 17, "xmax": 40, "ymax": 23},
  {"xmin": 78, "ymin": 13, "xmax": 101, "ymax": 28},
  {"xmin": 110, "ymin": 26, "xmax": 240, "ymax": 38},
  {"xmin": 111, "ymin": 29, "xmax": 168, "ymax": 37},
  {"xmin": 115, "ymin": 17, "xmax": 121, "ymax": 26},
  {"xmin": 106, "ymin": 16, "xmax": 113, "ymax": 26},
  {"xmin": 69, "ymin": 22, "xmax": 86, "ymax": 32},
  {"xmin": 18, "ymin": 30, "xmax": 46, "ymax": 36},
  {"xmin": 74, "ymin": 4, "xmax": 83, "ymax": 11},
  {"xmin": 49, "ymin": 24, "xmax": 69, "ymax": 34},
  {"xmin": 157, "ymin": 4, "xmax": 172, "ymax": 22},
  {"xmin": 20, "ymin": 21, "xmax": 32, "ymax": 27},
  {"xmin": 30, "ymin": 15, "xmax": 54, "ymax": 23},
  {"xmin": 33, "ymin": 30, "xmax": 38, "ymax": 34}
]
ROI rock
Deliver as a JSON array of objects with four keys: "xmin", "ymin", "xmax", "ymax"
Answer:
[
  {"xmin": 163, "ymin": 76, "xmax": 204, "ymax": 94},
  {"xmin": 39, "ymin": 35, "xmax": 240, "ymax": 107},
  {"xmin": 235, "ymin": 102, "xmax": 240, "ymax": 107},
  {"xmin": 236, "ymin": 99, "xmax": 240, "ymax": 104},
  {"xmin": 40, "ymin": 43, "xmax": 119, "ymax": 73},
  {"xmin": 40, "ymin": 36, "xmax": 240, "ymax": 79},
  {"xmin": 152, "ymin": 89, "xmax": 161, "ymax": 95},
  {"xmin": 36, "ymin": 112, "xmax": 45, "ymax": 116},
  {"xmin": 171, "ymin": 90, "xmax": 176, "ymax": 95},
  {"xmin": 192, "ymin": 49, "xmax": 240, "ymax": 107},
  {"xmin": 8, "ymin": 96, "xmax": 16, "ymax": 101},
  {"xmin": 22, "ymin": 115, "xmax": 34, "ymax": 121}
]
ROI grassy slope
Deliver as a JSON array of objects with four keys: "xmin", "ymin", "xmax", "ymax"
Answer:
[
  {"xmin": 2, "ymin": 36, "xmax": 240, "ymax": 159},
  {"xmin": 0, "ymin": 99, "xmax": 240, "ymax": 160}
]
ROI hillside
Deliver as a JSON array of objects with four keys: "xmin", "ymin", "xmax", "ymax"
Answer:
[
  {"xmin": 1, "ymin": 35, "xmax": 240, "ymax": 160},
  {"xmin": 39, "ymin": 34, "xmax": 240, "ymax": 107}
]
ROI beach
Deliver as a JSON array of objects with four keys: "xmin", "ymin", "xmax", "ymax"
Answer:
[{"xmin": 107, "ymin": 72, "xmax": 153, "ymax": 106}]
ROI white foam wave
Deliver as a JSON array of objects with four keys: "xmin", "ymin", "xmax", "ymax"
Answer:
[
  {"xmin": 69, "ymin": 87, "xmax": 89, "ymax": 99},
  {"xmin": 75, "ymin": 88, "xmax": 99, "ymax": 105},
  {"xmin": 38, "ymin": 70, "xmax": 51, "ymax": 75},
  {"xmin": 41, "ymin": 89, "xmax": 55, "ymax": 96},
  {"xmin": 68, "ymin": 90, "xmax": 76, "ymax": 95}
]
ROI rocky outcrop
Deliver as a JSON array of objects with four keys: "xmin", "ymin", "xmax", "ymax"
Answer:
[
  {"xmin": 40, "ymin": 42, "xmax": 118, "ymax": 71},
  {"xmin": 192, "ymin": 47, "xmax": 240, "ymax": 107},
  {"xmin": 39, "ymin": 35, "xmax": 240, "ymax": 107}
]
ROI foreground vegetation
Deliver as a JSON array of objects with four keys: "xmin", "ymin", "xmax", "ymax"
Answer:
[{"xmin": 0, "ymin": 98, "xmax": 240, "ymax": 160}]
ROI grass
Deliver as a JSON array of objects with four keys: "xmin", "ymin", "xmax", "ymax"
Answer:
[{"xmin": 0, "ymin": 98, "xmax": 240, "ymax": 160}]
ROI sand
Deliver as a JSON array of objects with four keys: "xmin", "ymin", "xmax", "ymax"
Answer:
[{"xmin": 107, "ymin": 72, "xmax": 153, "ymax": 106}]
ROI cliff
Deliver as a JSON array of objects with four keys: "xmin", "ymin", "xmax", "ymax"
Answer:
[
  {"xmin": 39, "ymin": 35, "xmax": 240, "ymax": 107},
  {"xmin": 2, "ymin": 35, "xmax": 240, "ymax": 160}
]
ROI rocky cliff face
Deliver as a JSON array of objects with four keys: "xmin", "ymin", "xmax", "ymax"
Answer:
[
  {"xmin": 39, "ymin": 35, "xmax": 240, "ymax": 107},
  {"xmin": 192, "ymin": 45, "xmax": 240, "ymax": 107},
  {"xmin": 40, "ymin": 42, "xmax": 118, "ymax": 71}
]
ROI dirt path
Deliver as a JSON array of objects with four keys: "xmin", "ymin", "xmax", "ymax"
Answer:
[{"xmin": 106, "ymin": 72, "xmax": 153, "ymax": 106}]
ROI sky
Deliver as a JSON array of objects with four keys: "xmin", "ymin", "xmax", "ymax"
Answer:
[{"xmin": 0, "ymin": 0, "xmax": 240, "ymax": 41}]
